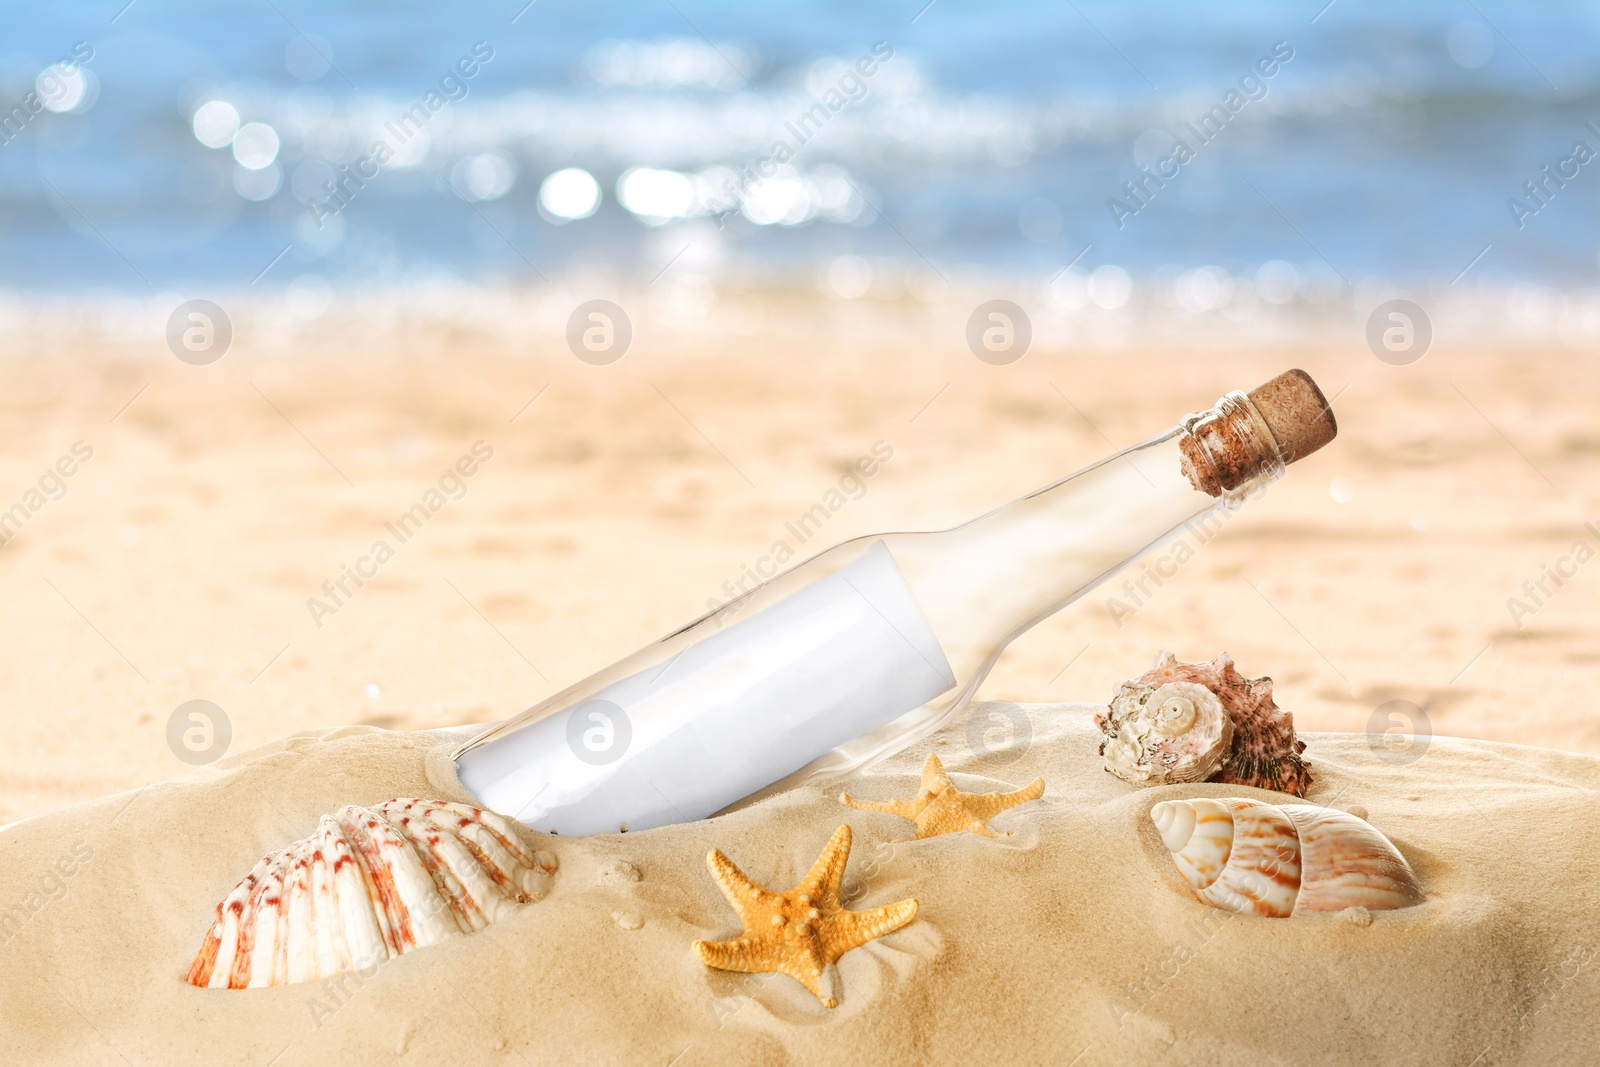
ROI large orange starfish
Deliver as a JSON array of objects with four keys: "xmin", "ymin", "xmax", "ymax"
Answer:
[
  {"xmin": 839, "ymin": 752, "xmax": 1044, "ymax": 839},
  {"xmin": 692, "ymin": 825, "xmax": 917, "ymax": 1008}
]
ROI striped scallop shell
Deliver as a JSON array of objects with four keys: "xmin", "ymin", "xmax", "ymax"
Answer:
[
  {"xmin": 186, "ymin": 798, "xmax": 556, "ymax": 988},
  {"xmin": 1150, "ymin": 797, "xmax": 1423, "ymax": 918}
]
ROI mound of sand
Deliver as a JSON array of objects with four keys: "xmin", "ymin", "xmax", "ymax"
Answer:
[{"xmin": 2, "ymin": 704, "xmax": 1596, "ymax": 1065}]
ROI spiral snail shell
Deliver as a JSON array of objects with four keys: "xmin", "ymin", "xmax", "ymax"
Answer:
[
  {"xmin": 1150, "ymin": 797, "xmax": 1424, "ymax": 918},
  {"xmin": 1096, "ymin": 652, "xmax": 1312, "ymax": 797}
]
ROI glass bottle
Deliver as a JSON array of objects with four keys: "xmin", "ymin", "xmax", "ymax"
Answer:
[{"xmin": 453, "ymin": 370, "xmax": 1336, "ymax": 836}]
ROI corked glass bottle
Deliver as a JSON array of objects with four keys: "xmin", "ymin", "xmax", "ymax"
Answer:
[{"xmin": 453, "ymin": 370, "xmax": 1337, "ymax": 836}]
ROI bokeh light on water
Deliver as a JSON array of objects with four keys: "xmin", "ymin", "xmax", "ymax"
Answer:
[{"xmin": 0, "ymin": 0, "xmax": 1594, "ymax": 333}]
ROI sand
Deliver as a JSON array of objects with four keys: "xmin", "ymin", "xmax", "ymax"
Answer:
[
  {"xmin": 3, "ymin": 297, "xmax": 1598, "ymax": 1061},
  {"xmin": 2, "ymin": 306, "xmax": 1597, "ymax": 827},
  {"xmin": 3, "ymin": 706, "xmax": 1598, "ymax": 1064}
]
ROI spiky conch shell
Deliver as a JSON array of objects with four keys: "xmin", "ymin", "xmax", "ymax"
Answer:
[
  {"xmin": 1150, "ymin": 797, "xmax": 1424, "ymax": 918},
  {"xmin": 1094, "ymin": 651, "xmax": 1312, "ymax": 797},
  {"xmin": 186, "ymin": 798, "xmax": 556, "ymax": 988}
]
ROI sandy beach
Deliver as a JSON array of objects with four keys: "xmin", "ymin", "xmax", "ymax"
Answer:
[
  {"xmin": 3, "ymin": 704, "xmax": 1598, "ymax": 1064},
  {"xmin": 1, "ymin": 296, "xmax": 1596, "ymax": 826},
  {"xmin": 6, "ymin": 2, "xmax": 1597, "ymax": 1061},
  {"xmin": 0, "ymin": 293, "xmax": 1597, "ymax": 1064}
]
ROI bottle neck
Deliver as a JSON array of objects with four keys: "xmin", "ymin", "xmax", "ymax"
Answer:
[
  {"xmin": 1177, "ymin": 390, "xmax": 1287, "ymax": 504},
  {"xmin": 895, "ymin": 390, "xmax": 1289, "ymax": 666},
  {"xmin": 808, "ymin": 390, "xmax": 1294, "ymax": 783}
]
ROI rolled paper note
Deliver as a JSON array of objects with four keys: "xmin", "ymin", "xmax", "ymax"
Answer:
[{"xmin": 455, "ymin": 541, "xmax": 956, "ymax": 836}]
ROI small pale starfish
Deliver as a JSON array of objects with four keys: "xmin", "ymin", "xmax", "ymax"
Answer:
[
  {"xmin": 692, "ymin": 824, "xmax": 917, "ymax": 1008},
  {"xmin": 839, "ymin": 752, "xmax": 1044, "ymax": 839}
]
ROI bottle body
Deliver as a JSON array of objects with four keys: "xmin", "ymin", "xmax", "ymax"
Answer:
[{"xmin": 454, "ymin": 391, "xmax": 1289, "ymax": 836}]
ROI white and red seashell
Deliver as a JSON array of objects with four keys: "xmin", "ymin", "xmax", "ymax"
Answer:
[
  {"xmin": 1150, "ymin": 797, "xmax": 1424, "ymax": 918},
  {"xmin": 1095, "ymin": 651, "xmax": 1313, "ymax": 796},
  {"xmin": 186, "ymin": 798, "xmax": 556, "ymax": 988}
]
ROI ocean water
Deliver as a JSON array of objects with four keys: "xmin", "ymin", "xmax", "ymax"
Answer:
[{"xmin": 1, "ymin": 0, "xmax": 1597, "ymax": 298}]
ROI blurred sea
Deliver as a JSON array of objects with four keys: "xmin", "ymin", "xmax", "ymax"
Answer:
[{"xmin": 2, "ymin": 0, "xmax": 1598, "ymax": 305}]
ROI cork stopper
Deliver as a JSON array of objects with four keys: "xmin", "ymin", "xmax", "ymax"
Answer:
[
  {"xmin": 1178, "ymin": 369, "xmax": 1339, "ymax": 496},
  {"xmin": 1246, "ymin": 369, "xmax": 1337, "ymax": 464}
]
